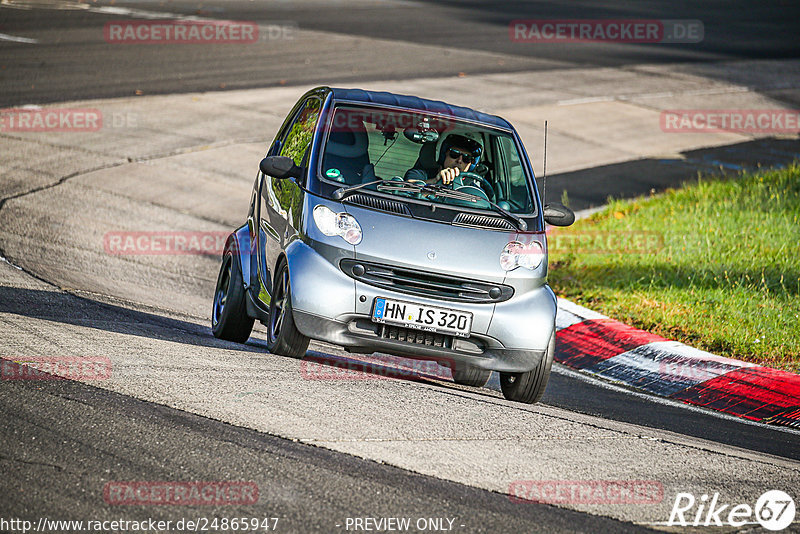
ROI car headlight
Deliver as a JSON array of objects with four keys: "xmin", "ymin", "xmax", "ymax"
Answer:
[
  {"xmin": 313, "ymin": 205, "xmax": 362, "ymax": 245},
  {"xmin": 500, "ymin": 240, "xmax": 544, "ymax": 271}
]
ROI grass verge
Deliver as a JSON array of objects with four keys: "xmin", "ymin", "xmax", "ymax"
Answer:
[{"xmin": 548, "ymin": 163, "xmax": 800, "ymax": 372}]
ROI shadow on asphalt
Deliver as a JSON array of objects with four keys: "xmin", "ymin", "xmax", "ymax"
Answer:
[
  {"xmin": 538, "ymin": 137, "xmax": 800, "ymax": 210},
  {"xmin": 0, "ymin": 286, "xmax": 264, "ymax": 353},
  {"xmin": 3, "ymin": 285, "xmax": 798, "ymax": 462},
  {"xmin": 543, "ymin": 368, "xmax": 800, "ymax": 461},
  {"xmin": 0, "ymin": 363, "xmax": 657, "ymax": 533}
]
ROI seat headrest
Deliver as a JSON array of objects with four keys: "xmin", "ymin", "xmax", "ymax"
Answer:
[
  {"xmin": 414, "ymin": 141, "xmax": 439, "ymax": 172},
  {"xmin": 325, "ymin": 121, "xmax": 369, "ymax": 158}
]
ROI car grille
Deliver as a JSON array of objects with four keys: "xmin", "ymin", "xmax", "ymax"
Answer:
[
  {"xmin": 379, "ymin": 324, "xmax": 452, "ymax": 348},
  {"xmin": 344, "ymin": 194, "xmax": 412, "ymax": 216},
  {"xmin": 453, "ymin": 212, "xmax": 516, "ymax": 230},
  {"xmin": 340, "ymin": 259, "xmax": 513, "ymax": 303}
]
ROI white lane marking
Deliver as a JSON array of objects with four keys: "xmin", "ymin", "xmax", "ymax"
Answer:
[
  {"xmin": 88, "ymin": 5, "xmax": 206, "ymax": 22},
  {"xmin": 0, "ymin": 0, "xmax": 89, "ymax": 9},
  {"xmin": 557, "ymin": 85, "xmax": 752, "ymax": 106},
  {"xmin": 572, "ymin": 205, "xmax": 608, "ymax": 220},
  {"xmin": 558, "ymin": 96, "xmax": 614, "ymax": 106},
  {"xmin": 551, "ymin": 363, "xmax": 800, "ymax": 436},
  {"xmin": 0, "ymin": 32, "xmax": 38, "ymax": 43},
  {"xmin": 0, "ymin": 254, "xmax": 24, "ymax": 270},
  {"xmin": 0, "ymin": 0, "xmax": 215, "ymax": 22}
]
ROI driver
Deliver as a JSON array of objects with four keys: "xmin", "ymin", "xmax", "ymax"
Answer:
[{"xmin": 405, "ymin": 134, "xmax": 483, "ymax": 185}]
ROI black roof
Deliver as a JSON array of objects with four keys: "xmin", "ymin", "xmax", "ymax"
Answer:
[{"xmin": 328, "ymin": 87, "xmax": 512, "ymax": 130}]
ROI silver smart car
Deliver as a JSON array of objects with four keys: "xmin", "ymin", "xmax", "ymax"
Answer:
[{"xmin": 212, "ymin": 87, "xmax": 574, "ymax": 404}]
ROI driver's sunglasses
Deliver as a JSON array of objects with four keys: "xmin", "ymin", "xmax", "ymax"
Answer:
[{"xmin": 447, "ymin": 148, "xmax": 475, "ymax": 164}]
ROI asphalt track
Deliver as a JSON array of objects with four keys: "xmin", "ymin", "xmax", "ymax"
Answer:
[
  {"xmin": 1, "ymin": 361, "xmax": 649, "ymax": 534},
  {"xmin": 1, "ymin": 1, "xmax": 800, "ymax": 532},
  {"xmin": 1, "ymin": 0, "xmax": 800, "ymax": 106}
]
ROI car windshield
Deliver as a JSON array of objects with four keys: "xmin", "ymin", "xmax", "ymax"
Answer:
[{"xmin": 319, "ymin": 104, "xmax": 536, "ymax": 215}]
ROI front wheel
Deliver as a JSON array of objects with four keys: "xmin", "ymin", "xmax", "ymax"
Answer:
[
  {"xmin": 212, "ymin": 250, "xmax": 255, "ymax": 343},
  {"xmin": 499, "ymin": 333, "xmax": 555, "ymax": 404},
  {"xmin": 266, "ymin": 259, "xmax": 310, "ymax": 358}
]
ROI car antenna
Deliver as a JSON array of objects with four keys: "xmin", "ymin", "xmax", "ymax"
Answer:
[{"xmin": 542, "ymin": 120, "xmax": 548, "ymax": 205}]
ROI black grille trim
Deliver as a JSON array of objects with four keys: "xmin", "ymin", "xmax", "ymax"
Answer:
[
  {"xmin": 453, "ymin": 212, "xmax": 515, "ymax": 230},
  {"xmin": 340, "ymin": 259, "xmax": 514, "ymax": 303},
  {"xmin": 379, "ymin": 324, "xmax": 452, "ymax": 348},
  {"xmin": 344, "ymin": 194, "xmax": 412, "ymax": 216}
]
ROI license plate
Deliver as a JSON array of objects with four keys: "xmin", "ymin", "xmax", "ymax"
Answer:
[{"xmin": 372, "ymin": 297, "xmax": 473, "ymax": 338}]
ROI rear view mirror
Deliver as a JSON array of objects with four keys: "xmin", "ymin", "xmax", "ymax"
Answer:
[
  {"xmin": 260, "ymin": 156, "xmax": 302, "ymax": 179},
  {"xmin": 403, "ymin": 126, "xmax": 439, "ymax": 144},
  {"xmin": 543, "ymin": 203, "xmax": 575, "ymax": 226}
]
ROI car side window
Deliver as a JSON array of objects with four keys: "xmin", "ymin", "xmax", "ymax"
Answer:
[{"xmin": 279, "ymin": 97, "xmax": 321, "ymax": 167}]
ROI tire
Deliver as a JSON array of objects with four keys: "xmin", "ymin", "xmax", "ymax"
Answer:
[
  {"xmin": 266, "ymin": 259, "xmax": 310, "ymax": 358},
  {"xmin": 451, "ymin": 362, "xmax": 491, "ymax": 388},
  {"xmin": 212, "ymin": 249, "xmax": 255, "ymax": 343},
  {"xmin": 499, "ymin": 332, "xmax": 555, "ymax": 404}
]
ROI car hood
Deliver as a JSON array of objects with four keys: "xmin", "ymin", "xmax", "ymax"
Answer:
[{"xmin": 344, "ymin": 203, "xmax": 518, "ymax": 284}]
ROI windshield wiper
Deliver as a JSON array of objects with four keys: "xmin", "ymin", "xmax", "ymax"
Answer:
[
  {"xmin": 376, "ymin": 182, "xmax": 527, "ymax": 231},
  {"xmin": 485, "ymin": 199, "xmax": 527, "ymax": 231},
  {"xmin": 334, "ymin": 179, "xmax": 432, "ymax": 201},
  {"xmin": 332, "ymin": 180, "xmax": 385, "ymax": 200},
  {"xmin": 376, "ymin": 181, "xmax": 465, "ymax": 200}
]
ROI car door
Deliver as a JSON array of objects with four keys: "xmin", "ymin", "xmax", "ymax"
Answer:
[{"xmin": 256, "ymin": 96, "xmax": 322, "ymax": 307}]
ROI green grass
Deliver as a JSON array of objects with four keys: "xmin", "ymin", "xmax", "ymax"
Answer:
[{"xmin": 548, "ymin": 163, "xmax": 800, "ymax": 372}]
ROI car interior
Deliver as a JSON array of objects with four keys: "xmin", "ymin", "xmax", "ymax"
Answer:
[{"xmin": 320, "ymin": 108, "xmax": 533, "ymax": 213}]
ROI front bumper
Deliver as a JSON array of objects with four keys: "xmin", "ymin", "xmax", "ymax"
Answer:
[{"xmin": 287, "ymin": 240, "xmax": 556, "ymax": 373}]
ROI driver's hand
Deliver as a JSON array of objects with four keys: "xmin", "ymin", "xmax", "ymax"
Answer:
[{"xmin": 437, "ymin": 167, "xmax": 460, "ymax": 185}]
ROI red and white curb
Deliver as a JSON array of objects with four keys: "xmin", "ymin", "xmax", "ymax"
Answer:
[
  {"xmin": 554, "ymin": 298, "xmax": 800, "ymax": 428},
  {"xmin": 293, "ymin": 298, "xmax": 799, "ymax": 429}
]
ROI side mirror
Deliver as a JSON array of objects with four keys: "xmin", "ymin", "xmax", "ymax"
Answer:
[
  {"xmin": 260, "ymin": 156, "xmax": 302, "ymax": 180},
  {"xmin": 543, "ymin": 203, "xmax": 575, "ymax": 227}
]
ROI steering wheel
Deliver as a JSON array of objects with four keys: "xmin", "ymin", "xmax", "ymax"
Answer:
[
  {"xmin": 445, "ymin": 170, "xmax": 495, "ymax": 202},
  {"xmin": 456, "ymin": 170, "xmax": 492, "ymax": 190}
]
